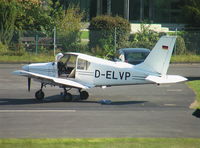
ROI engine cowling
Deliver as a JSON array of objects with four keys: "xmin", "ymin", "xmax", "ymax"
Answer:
[{"xmin": 22, "ymin": 62, "xmax": 57, "ymax": 77}]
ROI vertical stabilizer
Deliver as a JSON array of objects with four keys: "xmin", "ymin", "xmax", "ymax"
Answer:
[{"xmin": 135, "ymin": 36, "xmax": 176, "ymax": 76}]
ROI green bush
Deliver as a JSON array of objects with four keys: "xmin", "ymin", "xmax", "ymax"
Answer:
[
  {"xmin": 174, "ymin": 36, "xmax": 187, "ymax": 55},
  {"xmin": 61, "ymin": 43, "xmax": 89, "ymax": 53},
  {"xmin": 0, "ymin": 42, "xmax": 26, "ymax": 56},
  {"xmin": 0, "ymin": 43, "xmax": 8, "ymax": 52},
  {"xmin": 130, "ymin": 28, "xmax": 187, "ymax": 55},
  {"xmin": 168, "ymin": 31, "xmax": 189, "ymax": 55},
  {"xmin": 89, "ymin": 15, "xmax": 130, "ymax": 57},
  {"xmin": 129, "ymin": 24, "xmax": 166, "ymax": 49}
]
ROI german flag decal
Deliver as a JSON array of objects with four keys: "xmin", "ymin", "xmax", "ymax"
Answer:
[{"xmin": 162, "ymin": 45, "xmax": 168, "ymax": 50}]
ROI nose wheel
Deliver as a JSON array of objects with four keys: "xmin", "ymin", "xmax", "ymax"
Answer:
[{"xmin": 35, "ymin": 83, "xmax": 45, "ymax": 100}]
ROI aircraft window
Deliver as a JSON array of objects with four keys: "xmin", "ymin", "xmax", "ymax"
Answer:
[
  {"xmin": 77, "ymin": 59, "xmax": 90, "ymax": 70},
  {"xmin": 65, "ymin": 55, "xmax": 77, "ymax": 68}
]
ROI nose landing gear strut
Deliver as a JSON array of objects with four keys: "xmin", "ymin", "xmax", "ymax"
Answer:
[{"xmin": 35, "ymin": 83, "xmax": 45, "ymax": 100}]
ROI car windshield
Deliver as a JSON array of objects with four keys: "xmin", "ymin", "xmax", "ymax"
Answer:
[{"xmin": 125, "ymin": 52, "xmax": 149, "ymax": 62}]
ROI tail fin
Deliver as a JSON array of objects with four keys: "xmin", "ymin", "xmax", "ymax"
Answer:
[{"xmin": 135, "ymin": 36, "xmax": 176, "ymax": 76}]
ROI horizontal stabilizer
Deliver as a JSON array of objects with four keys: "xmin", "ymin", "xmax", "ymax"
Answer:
[{"xmin": 146, "ymin": 75, "xmax": 187, "ymax": 84}]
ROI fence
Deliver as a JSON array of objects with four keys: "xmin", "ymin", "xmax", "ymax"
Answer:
[
  {"xmin": 2, "ymin": 27, "xmax": 200, "ymax": 56},
  {"xmin": 182, "ymin": 30, "xmax": 200, "ymax": 54}
]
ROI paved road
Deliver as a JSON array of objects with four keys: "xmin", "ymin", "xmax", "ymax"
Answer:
[{"xmin": 0, "ymin": 64, "xmax": 200, "ymax": 138}]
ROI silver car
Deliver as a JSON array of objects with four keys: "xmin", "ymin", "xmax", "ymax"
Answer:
[{"xmin": 118, "ymin": 48, "xmax": 150, "ymax": 65}]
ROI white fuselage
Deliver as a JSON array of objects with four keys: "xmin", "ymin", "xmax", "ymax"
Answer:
[
  {"xmin": 76, "ymin": 61, "xmax": 149, "ymax": 86},
  {"xmin": 23, "ymin": 55, "xmax": 151, "ymax": 87}
]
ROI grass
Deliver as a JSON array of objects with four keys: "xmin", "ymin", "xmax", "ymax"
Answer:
[
  {"xmin": 0, "ymin": 138, "xmax": 200, "ymax": 148},
  {"xmin": 187, "ymin": 80, "xmax": 200, "ymax": 109},
  {"xmin": 0, "ymin": 53, "xmax": 54, "ymax": 63},
  {"xmin": 171, "ymin": 55, "xmax": 200, "ymax": 63},
  {"xmin": 1, "ymin": 53, "xmax": 200, "ymax": 63},
  {"xmin": 81, "ymin": 31, "xmax": 89, "ymax": 39}
]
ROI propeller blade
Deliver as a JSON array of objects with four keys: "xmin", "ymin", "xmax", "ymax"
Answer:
[{"xmin": 28, "ymin": 77, "xmax": 31, "ymax": 92}]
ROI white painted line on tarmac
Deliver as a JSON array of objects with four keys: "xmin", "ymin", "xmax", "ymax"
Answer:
[
  {"xmin": 0, "ymin": 110, "xmax": 76, "ymax": 113},
  {"xmin": 164, "ymin": 104, "xmax": 176, "ymax": 107},
  {"xmin": 167, "ymin": 89, "xmax": 182, "ymax": 92},
  {"xmin": 157, "ymin": 85, "xmax": 171, "ymax": 88}
]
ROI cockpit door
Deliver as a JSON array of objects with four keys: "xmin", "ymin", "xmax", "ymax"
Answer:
[
  {"xmin": 57, "ymin": 54, "xmax": 77, "ymax": 78},
  {"xmin": 76, "ymin": 58, "xmax": 93, "ymax": 84}
]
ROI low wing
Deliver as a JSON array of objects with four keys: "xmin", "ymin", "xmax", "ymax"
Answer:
[
  {"xmin": 13, "ymin": 70, "xmax": 94, "ymax": 89},
  {"xmin": 146, "ymin": 75, "xmax": 187, "ymax": 84}
]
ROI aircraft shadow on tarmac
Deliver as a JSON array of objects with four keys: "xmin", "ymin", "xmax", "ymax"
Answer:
[
  {"xmin": 187, "ymin": 76, "xmax": 200, "ymax": 81},
  {"xmin": 99, "ymin": 101, "xmax": 147, "ymax": 105},
  {"xmin": 193, "ymin": 109, "xmax": 200, "ymax": 118},
  {"xmin": 0, "ymin": 95, "xmax": 147, "ymax": 106},
  {"xmin": 76, "ymin": 100, "xmax": 147, "ymax": 105}
]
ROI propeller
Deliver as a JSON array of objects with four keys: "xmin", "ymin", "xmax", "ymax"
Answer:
[{"xmin": 28, "ymin": 77, "xmax": 31, "ymax": 92}]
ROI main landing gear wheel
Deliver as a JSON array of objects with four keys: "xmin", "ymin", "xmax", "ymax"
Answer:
[
  {"xmin": 35, "ymin": 90, "xmax": 45, "ymax": 100},
  {"xmin": 80, "ymin": 91, "xmax": 89, "ymax": 100}
]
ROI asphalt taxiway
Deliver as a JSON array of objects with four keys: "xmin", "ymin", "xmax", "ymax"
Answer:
[{"xmin": 0, "ymin": 64, "xmax": 200, "ymax": 138}]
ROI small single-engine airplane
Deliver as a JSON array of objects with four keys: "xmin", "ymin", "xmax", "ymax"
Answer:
[{"xmin": 13, "ymin": 36, "xmax": 187, "ymax": 101}]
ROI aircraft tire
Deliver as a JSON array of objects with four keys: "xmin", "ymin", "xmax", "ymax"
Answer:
[
  {"xmin": 80, "ymin": 91, "xmax": 89, "ymax": 100},
  {"xmin": 63, "ymin": 92, "xmax": 73, "ymax": 102},
  {"xmin": 35, "ymin": 90, "xmax": 45, "ymax": 100}
]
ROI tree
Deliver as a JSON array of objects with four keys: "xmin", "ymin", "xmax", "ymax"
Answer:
[
  {"xmin": 57, "ymin": 5, "xmax": 84, "ymax": 51},
  {"xmin": 182, "ymin": 0, "xmax": 200, "ymax": 27},
  {"xmin": 89, "ymin": 15, "xmax": 130, "ymax": 58},
  {"xmin": 129, "ymin": 24, "xmax": 164, "ymax": 49},
  {"xmin": 15, "ymin": 0, "xmax": 63, "ymax": 35},
  {"xmin": 0, "ymin": 0, "xmax": 17, "ymax": 45}
]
